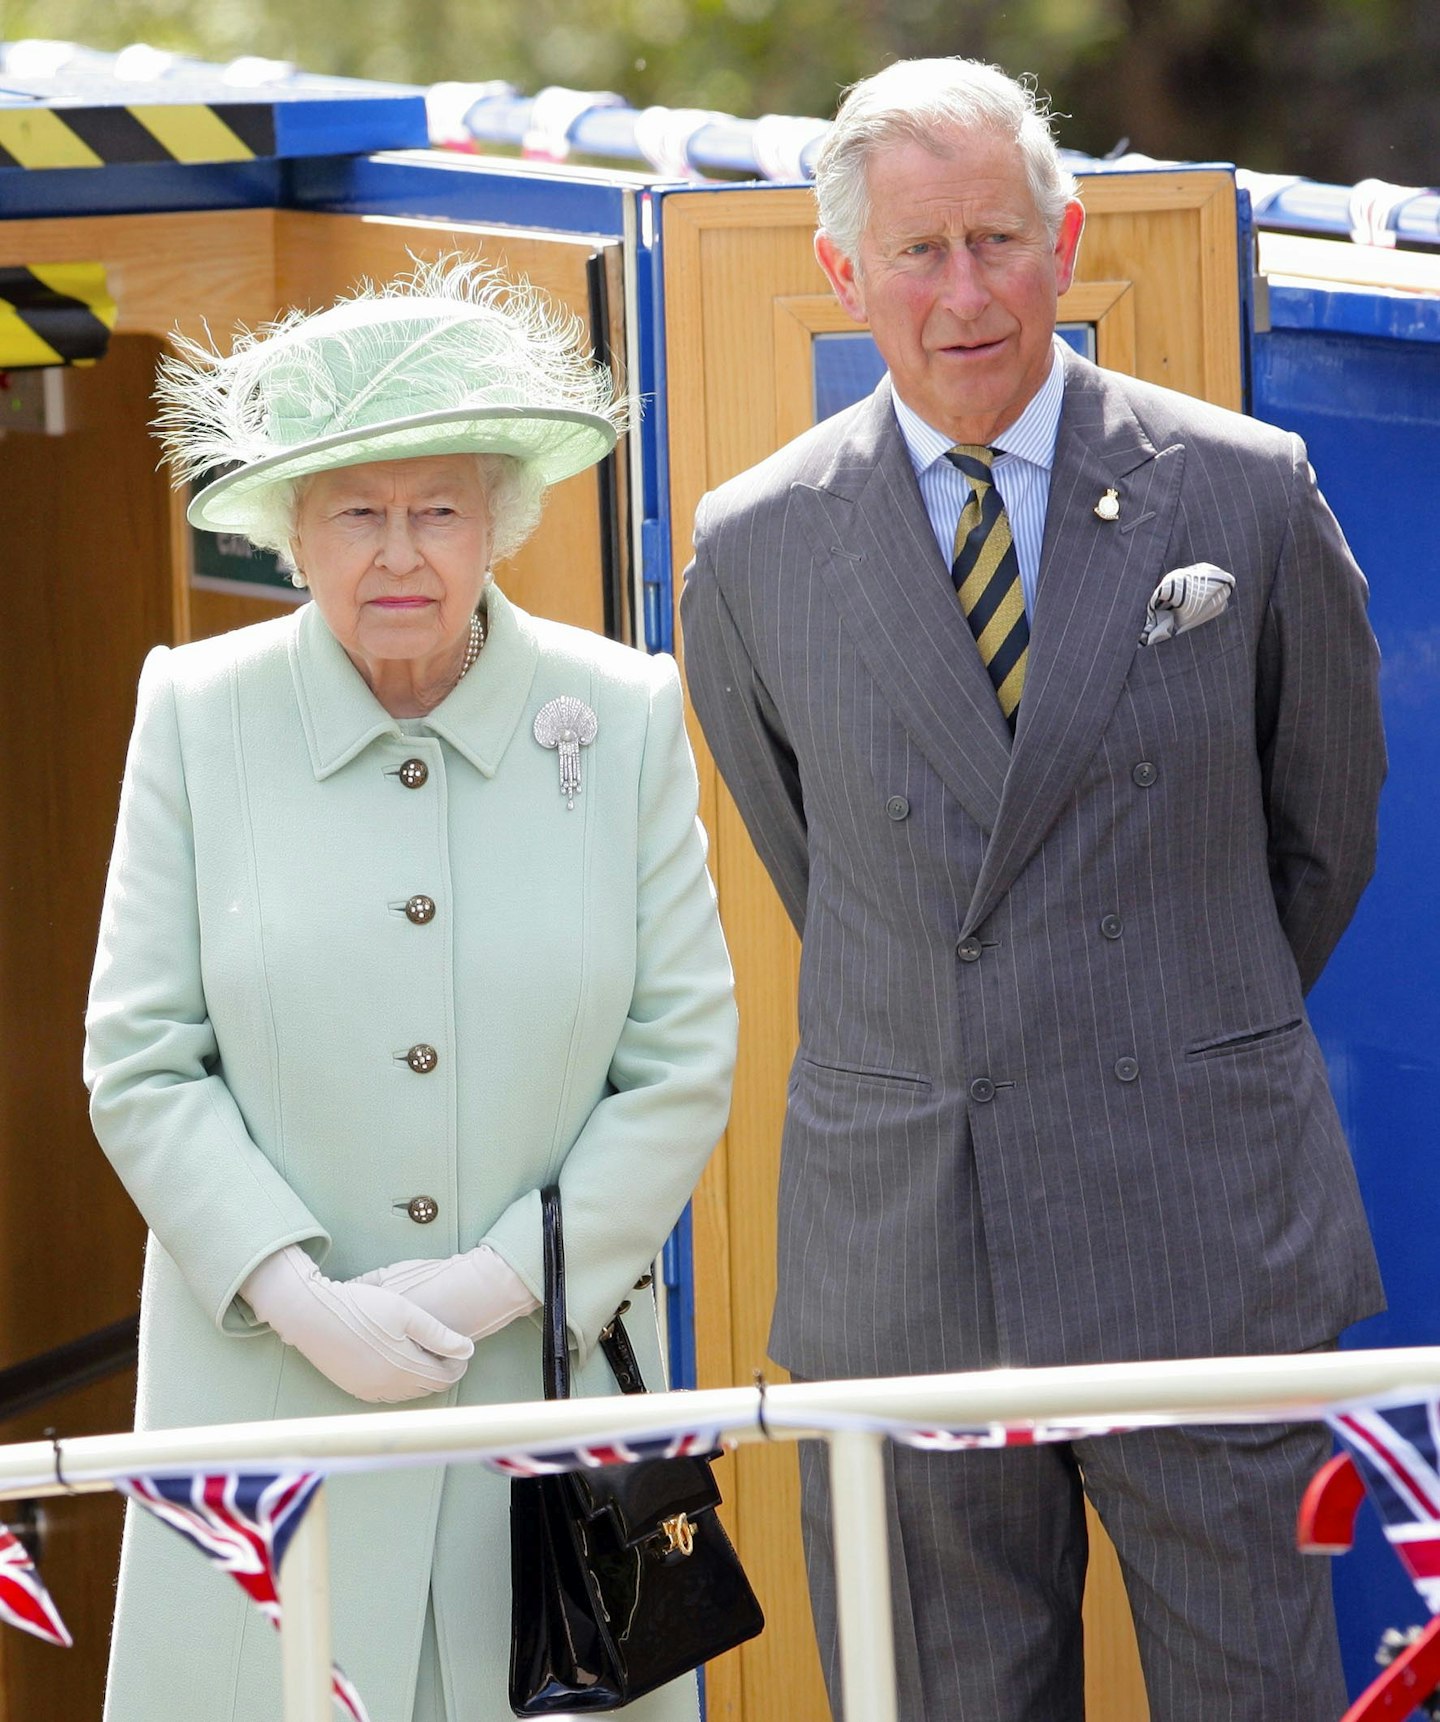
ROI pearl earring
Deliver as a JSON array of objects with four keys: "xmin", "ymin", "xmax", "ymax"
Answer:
[{"xmin": 290, "ymin": 569, "xmax": 309, "ymax": 589}]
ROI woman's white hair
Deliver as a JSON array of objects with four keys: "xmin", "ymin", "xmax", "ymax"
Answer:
[{"xmin": 814, "ymin": 57, "xmax": 1079, "ymax": 262}]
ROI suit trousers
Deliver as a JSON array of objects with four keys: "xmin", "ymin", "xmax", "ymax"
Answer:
[{"xmin": 798, "ymin": 1412, "xmax": 1347, "ymax": 1721}]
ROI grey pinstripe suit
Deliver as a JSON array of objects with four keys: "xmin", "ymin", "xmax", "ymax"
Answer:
[{"xmin": 681, "ymin": 346, "xmax": 1386, "ymax": 1719}]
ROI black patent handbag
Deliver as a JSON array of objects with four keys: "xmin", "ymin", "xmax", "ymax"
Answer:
[{"xmin": 508, "ymin": 1186, "xmax": 764, "ymax": 1714}]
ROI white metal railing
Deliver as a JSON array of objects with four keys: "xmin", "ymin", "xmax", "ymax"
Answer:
[{"xmin": 8, "ymin": 1346, "xmax": 1440, "ymax": 1721}]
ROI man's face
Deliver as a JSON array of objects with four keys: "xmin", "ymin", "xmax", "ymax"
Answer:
[{"xmin": 816, "ymin": 128, "xmax": 1085, "ymax": 445}]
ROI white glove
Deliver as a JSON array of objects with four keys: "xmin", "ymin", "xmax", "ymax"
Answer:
[
  {"xmin": 241, "ymin": 1244, "xmax": 474, "ymax": 1403},
  {"xmin": 351, "ymin": 1244, "xmax": 537, "ymax": 1341}
]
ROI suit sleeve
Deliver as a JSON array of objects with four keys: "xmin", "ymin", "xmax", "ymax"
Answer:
[
  {"xmin": 1257, "ymin": 437, "xmax": 1386, "ymax": 993},
  {"xmin": 680, "ymin": 496, "xmax": 810, "ymax": 935},
  {"xmin": 84, "ymin": 647, "xmax": 329, "ymax": 1333},
  {"xmin": 481, "ymin": 657, "xmax": 738, "ymax": 1359}
]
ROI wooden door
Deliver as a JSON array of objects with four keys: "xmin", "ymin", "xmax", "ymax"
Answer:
[
  {"xmin": 0, "ymin": 204, "xmax": 627, "ymax": 1720},
  {"xmin": 663, "ymin": 172, "xmax": 1243, "ymax": 1722}
]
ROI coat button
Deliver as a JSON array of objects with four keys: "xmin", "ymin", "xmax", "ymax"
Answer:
[
  {"xmin": 1099, "ymin": 914, "xmax": 1123, "ymax": 940},
  {"xmin": 956, "ymin": 936, "xmax": 983, "ymax": 963},
  {"xmin": 406, "ymin": 1195, "xmax": 439, "ymax": 1225},
  {"xmin": 885, "ymin": 796, "xmax": 910, "ymax": 821},
  {"xmin": 398, "ymin": 758, "xmax": 429, "ymax": 789},
  {"xmin": 969, "ymin": 1077, "xmax": 995, "ymax": 1103},
  {"xmin": 405, "ymin": 1043, "xmax": 439, "ymax": 1074},
  {"xmin": 1131, "ymin": 760, "xmax": 1158, "ymax": 787},
  {"xmin": 1114, "ymin": 1057, "xmax": 1140, "ymax": 1083},
  {"xmin": 405, "ymin": 895, "xmax": 437, "ymax": 925}
]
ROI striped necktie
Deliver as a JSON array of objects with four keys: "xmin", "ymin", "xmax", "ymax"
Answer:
[{"xmin": 946, "ymin": 444, "xmax": 1028, "ymax": 729}]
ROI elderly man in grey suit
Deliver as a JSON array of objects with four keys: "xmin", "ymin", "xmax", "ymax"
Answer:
[{"xmin": 681, "ymin": 54, "xmax": 1385, "ymax": 1722}]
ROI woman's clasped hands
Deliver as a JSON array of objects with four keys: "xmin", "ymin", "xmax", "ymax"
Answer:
[{"xmin": 241, "ymin": 1244, "xmax": 474, "ymax": 1404}]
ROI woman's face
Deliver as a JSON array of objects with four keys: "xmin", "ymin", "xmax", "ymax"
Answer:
[{"xmin": 291, "ymin": 454, "xmax": 493, "ymax": 677}]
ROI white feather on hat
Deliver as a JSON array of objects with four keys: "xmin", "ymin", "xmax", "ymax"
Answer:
[{"xmin": 153, "ymin": 257, "xmax": 627, "ymax": 535}]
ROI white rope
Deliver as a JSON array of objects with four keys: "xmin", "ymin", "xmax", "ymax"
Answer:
[
  {"xmin": 631, "ymin": 105, "xmax": 729, "ymax": 180},
  {"xmin": 1349, "ymin": 176, "xmax": 1429, "ymax": 247},
  {"xmin": 751, "ymin": 112, "xmax": 831, "ymax": 183},
  {"xmin": 425, "ymin": 81, "xmax": 516, "ymax": 149},
  {"xmin": 521, "ymin": 84, "xmax": 623, "ymax": 162}
]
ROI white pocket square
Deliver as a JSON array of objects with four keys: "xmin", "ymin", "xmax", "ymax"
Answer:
[{"xmin": 1140, "ymin": 563, "xmax": 1236, "ymax": 646}]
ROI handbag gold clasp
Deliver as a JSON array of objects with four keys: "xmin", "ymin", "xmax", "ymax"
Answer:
[{"xmin": 660, "ymin": 1513, "xmax": 695, "ymax": 1557}]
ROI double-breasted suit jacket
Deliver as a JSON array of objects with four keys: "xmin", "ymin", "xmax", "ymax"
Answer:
[
  {"xmin": 85, "ymin": 584, "xmax": 735, "ymax": 1722},
  {"xmin": 682, "ymin": 344, "xmax": 1385, "ymax": 1384}
]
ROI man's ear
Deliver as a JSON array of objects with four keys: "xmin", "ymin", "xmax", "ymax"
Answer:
[
  {"xmin": 815, "ymin": 231, "xmax": 868, "ymax": 323},
  {"xmin": 1053, "ymin": 201, "xmax": 1086, "ymax": 297}
]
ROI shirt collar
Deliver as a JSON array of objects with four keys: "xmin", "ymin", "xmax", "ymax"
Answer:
[
  {"xmin": 290, "ymin": 581, "xmax": 540, "ymax": 781},
  {"xmin": 892, "ymin": 337, "xmax": 1067, "ymax": 476}
]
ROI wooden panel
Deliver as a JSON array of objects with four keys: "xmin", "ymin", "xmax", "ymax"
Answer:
[
  {"xmin": 665, "ymin": 171, "xmax": 1243, "ymax": 1722},
  {"xmin": 273, "ymin": 213, "xmax": 623, "ymax": 640},
  {"xmin": 0, "ymin": 209, "xmax": 275, "ymax": 344},
  {"xmin": 1076, "ymin": 172, "xmax": 1241, "ymax": 410},
  {"xmin": 0, "ymin": 334, "xmax": 169, "ymax": 1719}
]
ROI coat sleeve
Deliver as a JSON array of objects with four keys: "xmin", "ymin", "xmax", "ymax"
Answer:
[
  {"xmin": 84, "ymin": 647, "xmax": 329, "ymax": 1333},
  {"xmin": 1257, "ymin": 437, "xmax": 1386, "ymax": 993},
  {"xmin": 679, "ymin": 495, "xmax": 810, "ymax": 935},
  {"xmin": 481, "ymin": 656, "xmax": 738, "ymax": 1359}
]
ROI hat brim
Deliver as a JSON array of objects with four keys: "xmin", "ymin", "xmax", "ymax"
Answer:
[{"xmin": 186, "ymin": 405, "xmax": 617, "ymax": 533}]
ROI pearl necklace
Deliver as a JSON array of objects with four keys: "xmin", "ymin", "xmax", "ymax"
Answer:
[{"xmin": 455, "ymin": 609, "xmax": 486, "ymax": 684}]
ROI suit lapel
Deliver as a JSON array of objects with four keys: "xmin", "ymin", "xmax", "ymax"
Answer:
[
  {"xmin": 795, "ymin": 382, "xmax": 1012, "ymax": 837},
  {"xmin": 962, "ymin": 350, "xmax": 1186, "ymax": 935}
]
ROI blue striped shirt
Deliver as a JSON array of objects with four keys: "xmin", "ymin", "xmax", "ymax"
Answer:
[{"xmin": 891, "ymin": 340, "xmax": 1066, "ymax": 619}]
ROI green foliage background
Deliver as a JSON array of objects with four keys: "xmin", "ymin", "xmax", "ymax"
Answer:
[{"xmin": 1, "ymin": 0, "xmax": 1434, "ymax": 184}]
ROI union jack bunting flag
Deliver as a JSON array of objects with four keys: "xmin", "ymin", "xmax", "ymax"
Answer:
[
  {"xmin": 117, "ymin": 1472, "xmax": 370, "ymax": 1722},
  {"xmin": 486, "ymin": 1427, "xmax": 721, "ymax": 1478},
  {"xmin": 1331, "ymin": 1402, "xmax": 1440, "ymax": 1612},
  {"xmin": 0, "ymin": 1525, "xmax": 71, "ymax": 1648},
  {"xmin": 896, "ymin": 1420, "xmax": 1137, "ymax": 1451}
]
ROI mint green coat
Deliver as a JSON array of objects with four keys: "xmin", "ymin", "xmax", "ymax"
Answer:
[{"xmin": 84, "ymin": 586, "xmax": 737, "ymax": 1722}]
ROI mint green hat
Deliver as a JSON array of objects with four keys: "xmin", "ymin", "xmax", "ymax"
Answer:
[{"xmin": 153, "ymin": 260, "xmax": 624, "ymax": 537}]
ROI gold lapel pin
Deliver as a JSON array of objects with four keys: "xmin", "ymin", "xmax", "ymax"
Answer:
[{"xmin": 1094, "ymin": 487, "xmax": 1120, "ymax": 522}]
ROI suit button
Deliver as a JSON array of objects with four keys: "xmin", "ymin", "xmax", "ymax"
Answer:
[
  {"xmin": 398, "ymin": 758, "xmax": 429, "ymax": 789},
  {"xmin": 405, "ymin": 1043, "xmax": 438, "ymax": 1074},
  {"xmin": 1114, "ymin": 1057, "xmax": 1140, "ymax": 1083},
  {"xmin": 405, "ymin": 1195, "xmax": 439, "ymax": 1225},
  {"xmin": 886, "ymin": 796, "xmax": 910, "ymax": 821},
  {"xmin": 405, "ymin": 895, "xmax": 437, "ymax": 925},
  {"xmin": 969, "ymin": 1077, "xmax": 995, "ymax": 1103},
  {"xmin": 956, "ymin": 937, "xmax": 983, "ymax": 963},
  {"xmin": 1131, "ymin": 761, "xmax": 1158, "ymax": 787},
  {"xmin": 1099, "ymin": 914, "xmax": 1123, "ymax": 940}
]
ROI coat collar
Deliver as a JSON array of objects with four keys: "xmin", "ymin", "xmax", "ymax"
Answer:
[{"xmin": 290, "ymin": 582, "xmax": 540, "ymax": 781}]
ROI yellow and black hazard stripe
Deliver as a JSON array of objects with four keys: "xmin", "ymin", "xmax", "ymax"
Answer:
[
  {"xmin": 0, "ymin": 102, "xmax": 276, "ymax": 170},
  {"xmin": 0, "ymin": 265, "xmax": 116, "ymax": 370}
]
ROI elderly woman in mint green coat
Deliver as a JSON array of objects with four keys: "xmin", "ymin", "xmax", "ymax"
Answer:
[{"xmin": 83, "ymin": 263, "xmax": 737, "ymax": 1722}]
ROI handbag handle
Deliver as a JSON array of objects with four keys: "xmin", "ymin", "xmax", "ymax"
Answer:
[
  {"xmin": 539, "ymin": 1183, "xmax": 648, "ymax": 1402},
  {"xmin": 540, "ymin": 1184, "xmax": 570, "ymax": 1401}
]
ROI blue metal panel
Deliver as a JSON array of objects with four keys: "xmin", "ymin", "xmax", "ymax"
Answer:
[
  {"xmin": 270, "ymin": 94, "xmax": 426, "ymax": 158},
  {"xmin": 0, "ymin": 158, "xmax": 283, "ymax": 218},
  {"xmin": 638, "ymin": 189, "xmax": 674, "ymax": 655},
  {"xmin": 288, "ymin": 148, "xmax": 635, "ymax": 236},
  {"xmin": 1253, "ymin": 300, "xmax": 1440, "ymax": 1696}
]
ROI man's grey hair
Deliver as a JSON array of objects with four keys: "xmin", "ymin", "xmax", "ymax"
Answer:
[
  {"xmin": 814, "ymin": 57, "xmax": 1080, "ymax": 261},
  {"xmin": 244, "ymin": 451, "xmax": 548, "ymax": 575}
]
